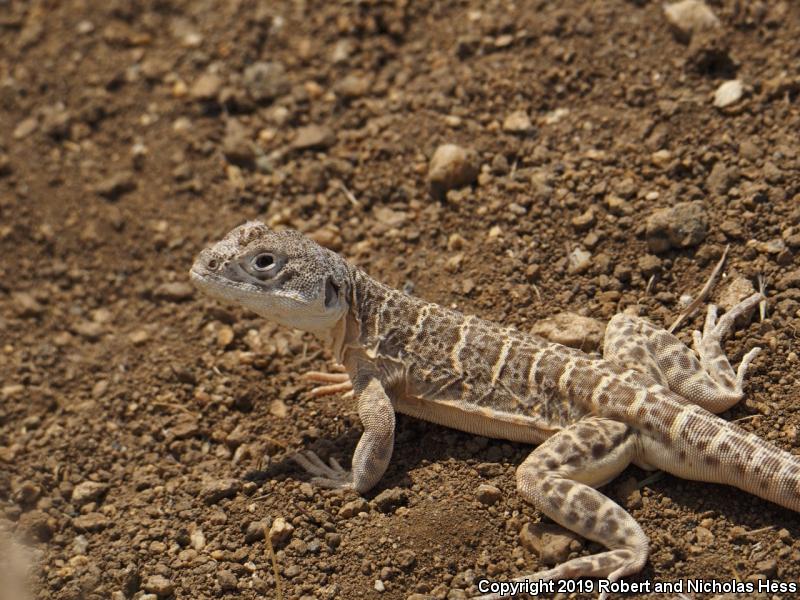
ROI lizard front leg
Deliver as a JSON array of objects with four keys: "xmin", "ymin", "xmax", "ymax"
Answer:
[
  {"xmin": 301, "ymin": 363, "xmax": 354, "ymax": 399},
  {"xmin": 294, "ymin": 376, "xmax": 395, "ymax": 494}
]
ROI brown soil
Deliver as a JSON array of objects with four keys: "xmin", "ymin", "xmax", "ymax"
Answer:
[{"xmin": 2, "ymin": 1, "xmax": 800, "ymax": 599}]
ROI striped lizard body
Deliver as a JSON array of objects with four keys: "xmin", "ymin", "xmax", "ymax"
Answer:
[{"xmin": 190, "ymin": 222, "xmax": 797, "ymax": 599}]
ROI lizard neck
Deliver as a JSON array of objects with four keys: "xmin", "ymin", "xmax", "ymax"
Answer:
[{"xmin": 331, "ymin": 265, "xmax": 413, "ymax": 369}]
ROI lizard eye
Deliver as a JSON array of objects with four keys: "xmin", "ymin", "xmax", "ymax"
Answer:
[{"xmin": 252, "ymin": 253, "xmax": 275, "ymax": 271}]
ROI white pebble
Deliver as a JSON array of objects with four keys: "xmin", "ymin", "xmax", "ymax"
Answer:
[{"xmin": 713, "ymin": 80, "xmax": 743, "ymax": 108}]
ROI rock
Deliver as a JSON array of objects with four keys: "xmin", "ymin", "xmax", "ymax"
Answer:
[
  {"xmin": 308, "ymin": 226, "xmax": 342, "ymax": 251},
  {"xmin": 502, "ymin": 110, "xmax": 533, "ymax": 133},
  {"xmin": 491, "ymin": 153, "xmax": 510, "ymax": 175},
  {"xmin": 71, "ymin": 321, "xmax": 105, "ymax": 341},
  {"xmin": 373, "ymin": 206, "xmax": 407, "ymax": 228},
  {"xmin": 292, "ymin": 125, "xmax": 336, "ymax": 151},
  {"xmin": 169, "ymin": 419, "xmax": 200, "ymax": 441},
  {"xmin": 129, "ymin": 329, "xmax": 150, "ymax": 345},
  {"xmin": 190, "ymin": 528, "xmax": 205, "ymax": 550},
  {"xmin": 95, "ymin": 172, "xmax": 136, "ymax": 200},
  {"xmin": 245, "ymin": 520, "xmax": 268, "ymax": 543},
  {"xmin": 372, "ymin": 487, "xmax": 408, "ymax": 513},
  {"xmin": 216, "ymin": 326, "xmax": 234, "ymax": 348},
  {"xmin": 13, "ymin": 117, "xmax": 38, "ymax": 140},
  {"xmin": 707, "ymin": 163, "xmax": 739, "ymax": 195},
  {"xmin": 223, "ymin": 119, "xmax": 256, "ymax": 167},
  {"xmin": 476, "ymin": 484, "xmax": 502, "ymax": 506},
  {"xmin": 739, "ymin": 139, "xmax": 762, "ymax": 162},
  {"xmin": 15, "ymin": 481, "xmax": 41, "ymax": 506},
  {"xmin": 243, "ymin": 62, "xmax": 290, "ymax": 102},
  {"xmin": 268, "ymin": 517, "xmax": 294, "ymax": 547},
  {"xmin": 189, "ymin": 73, "xmax": 223, "ymax": 101},
  {"xmin": 72, "ymin": 481, "xmax": 109, "ymax": 505},
  {"xmin": 18, "ymin": 509, "xmax": 55, "ymax": 541},
  {"xmin": 571, "ymin": 208, "xmax": 595, "ymax": 231},
  {"xmin": 202, "ymin": 478, "xmax": 241, "ymax": 504},
  {"xmin": 73, "ymin": 512, "xmax": 110, "ymax": 532},
  {"xmin": 335, "ymin": 74, "xmax": 371, "ymax": 98},
  {"xmin": 428, "ymin": 144, "xmax": 480, "ymax": 197},
  {"xmin": 11, "ymin": 292, "xmax": 44, "ymax": 318},
  {"xmin": 716, "ymin": 276, "xmax": 756, "ymax": 312},
  {"xmin": 143, "ymin": 575, "xmax": 174, "ymax": 597},
  {"xmin": 269, "ymin": 399, "xmax": 288, "ymax": 418},
  {"xmin": 663, "ymin": 0, "xmax": 720, "ymax": 42},
  {"xmin": 218, "ymin": 569, "xmax": 238, "ymax": 592},
  {"xmin": 153, "ymin": 282, "xmax": 194, "ymax": 302},
  {"xmin": 719, "ymin": 219, "xmax": 743, "ymax": 239},
  {"xmin": 763, "ymin": 161, "xmax": 784, "ymax": 184},
  {"xmin": 695, "ymin": 525, "xmax": 715, "ymax": 546},
  {"xmin": 713, "ymin": 79, "xmax": 743, "ymax": 108},
  {"xmin": 776, "ymin": 269, "xmax": 800, "ymax": 291},
  {"xmin": 638, "ymin": 254, "xmax": 663, "ymax": 278},
  {"xmin": 0, "ymin": 153, "xmax": 11, "ymax": 176},
  {"xmin": 530, "ymin": 313, "xmax": 606, "ymax": 353},
  {"xmin": 41, "ymin": 105, "xmax": 72, "ymax": 138},
  {"xmin": 1, "ymin": 385, "xmax": 24, "ymax": 399},
  {"xmin": 755, "ymin": 558, "xmax": 778, "ymax": 578},
  {"xmin": 339, "ymin": 498, "xmax": 370, "ymax": 519},
  {"xmin": 567, "ymin": 247, "xmax": 592, "ymax": 274},
  {"xmin": 519, "ymin": 523, "xmax": 580, "ymax": 566},
  {"xmin": 645, "ymin": 202, "xmax": 708, "ymax": 253}
]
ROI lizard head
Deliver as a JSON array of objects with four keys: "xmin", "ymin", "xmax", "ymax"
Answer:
[{"xmin": 190, "ymin": 221, "xmax": 350, "ymax": 333}]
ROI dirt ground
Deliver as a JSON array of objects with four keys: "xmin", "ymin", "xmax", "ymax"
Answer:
[{"xmin": 2, "ymin": 0, "xmax": 800, "ymax": 599}]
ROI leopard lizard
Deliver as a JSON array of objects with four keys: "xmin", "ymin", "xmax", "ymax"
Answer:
[{"xmin": 189, "ymin": 221, "xmax": 799, "ymax": 599}]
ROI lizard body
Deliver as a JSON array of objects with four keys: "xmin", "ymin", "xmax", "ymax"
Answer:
[{"xmin": 190, "ymin": 221, "xmax": 797, "ymax": 598}]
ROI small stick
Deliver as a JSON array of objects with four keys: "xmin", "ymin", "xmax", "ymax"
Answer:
[
  {"xmin": 645, "ymin": 274, "xmax": 656, "ymax": 296},
  {"xmin": 757, "ymin": 273, "xmax": 767, "ymax": 321},
  {"xmin": 742, "ymin": 525, "xmax": 774, "ymax": 537},
  {"xmin": 336, "ymin": 181, "xmax": 360, "ymax": 207},
  {"xmin": 264, "ymin": 525, "xmax": 284, "ymax": 600},
  {"xmin": 637, "ymin": 471, "xmax": 665, "ymax": 489},
  {"xmin": 669, "ymin": 245, "xmax": 730, "ymax": 333}
]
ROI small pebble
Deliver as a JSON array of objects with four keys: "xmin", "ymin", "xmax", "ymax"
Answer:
[
  {"xmin": 428, "ymin": 144, "xmax": 480, "ymax": 198},
  {"xmin": 476, "ymin": 484, "xmax": 502, "ymax": 506},
  {"xmin": 713, "ymin": 79, "xmax": 743, "ymax": 108},
  {"xmin": 143, "ymin": 575, "xmax": 174, "ymax": 598},
  {"xmin": 292, "ymin": 125, "xmax": 336, "ymax": 151},
  {"xmin": 269, "ymin": 517, "xmax": 294, "ymax": 547},
  {"xmin": 663, "ymin": 0, "xmax": 720, "ymax": 42},
  {"xmin": 502, "ymin": 110, "xmax": 532, "ymax": 133}
]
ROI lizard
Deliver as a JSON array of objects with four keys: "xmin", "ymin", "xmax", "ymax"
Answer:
[{"xmin": 189, "ymin": 221, "xmax": 799, "ymax": 599}]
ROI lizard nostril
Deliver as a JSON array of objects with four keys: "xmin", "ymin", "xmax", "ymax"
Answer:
[{"xmin": 207, "ymin": 258, "xmax": 219, "ymax": 270}]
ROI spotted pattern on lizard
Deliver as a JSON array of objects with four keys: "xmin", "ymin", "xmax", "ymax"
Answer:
[{"xmin": 190, "ymin": 222, "xmax": 797, "ymax": 600}]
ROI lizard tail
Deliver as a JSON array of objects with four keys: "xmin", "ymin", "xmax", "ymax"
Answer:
[{"xmin": 638, "ymin": 402, "xmax": 800, "ymax": 513}]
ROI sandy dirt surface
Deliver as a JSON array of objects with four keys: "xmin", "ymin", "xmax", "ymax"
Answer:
[{"xmin": 2, "ymin": 0, "xmax": 800, "ymax": 598}]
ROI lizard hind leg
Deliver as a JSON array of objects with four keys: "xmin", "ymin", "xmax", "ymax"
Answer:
[
  {"xmin": 691, "ymin": 292, "xmax": 762, "ymax": 394},
  {"xmin": 476, "ymin": 417, "xmax": 647, "ymax": 600},
  {"xmin": 604, "ymin": 292, "xmax": 762, "ymax": 414}
]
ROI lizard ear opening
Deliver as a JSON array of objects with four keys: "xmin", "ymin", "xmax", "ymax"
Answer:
[{"xmin": 324, "ymin": 278, "xmax": 339, "ymax": 309}]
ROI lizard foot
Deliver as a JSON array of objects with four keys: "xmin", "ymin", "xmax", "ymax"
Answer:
[
  {"xmin": 692, "ymin": 292, "xmax": 763, "ymax": 392},
  {"xmin": 293, "ymin": 450, "xmax": 354, "ymax": 490},
  {"xmin": 302, "ymin": 365, "xmax": 354, "ymax": 399}
]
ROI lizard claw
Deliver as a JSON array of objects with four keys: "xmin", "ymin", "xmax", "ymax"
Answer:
[
  {"xmin": 293, "ymin": 451, "xmax": 354, "ymax": 490},
  {"xmin": 301, "ymin": 366, "xmax": 354, "ymax": 398}
]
